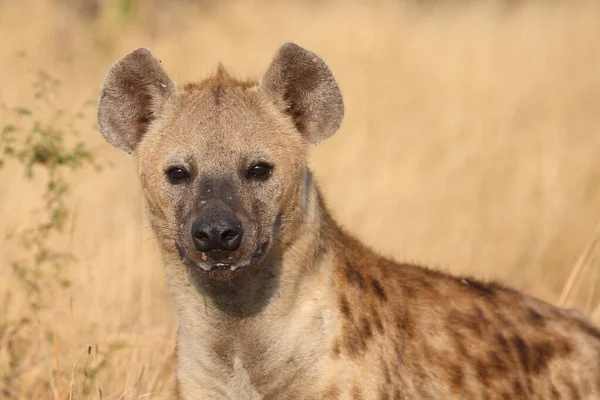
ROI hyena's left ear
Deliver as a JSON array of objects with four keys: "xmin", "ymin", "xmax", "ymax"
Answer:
[
  {"xmin": 260, "ymin": 42, "xmax": 344, "ymax": 145},
  {"xmin": 97, "ymin": 48, "xmax": 175, "ymax": 154}
]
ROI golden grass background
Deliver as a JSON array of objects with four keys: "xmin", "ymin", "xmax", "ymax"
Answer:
[{"xmin": 1, "ymin": 0, "xmax": 600, "ymax": 398}]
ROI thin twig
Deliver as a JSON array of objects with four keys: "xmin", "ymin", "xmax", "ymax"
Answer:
[
  {"xmin": 69, "ymin": 351, "xmax": 84, "ymax": 400},
  {"xmin": 559, "ymin": 220, "xmax": 600, "ymax": 307}
]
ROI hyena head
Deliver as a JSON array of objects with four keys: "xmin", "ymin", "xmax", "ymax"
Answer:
[{"xmin": 97, "ymin": 43, "xmax": 344, "ymax": 285}]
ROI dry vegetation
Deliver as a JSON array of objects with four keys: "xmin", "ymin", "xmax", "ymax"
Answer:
[{"xmin": 1, "ymin": 0, "xmax": 600, "ymax": 398}]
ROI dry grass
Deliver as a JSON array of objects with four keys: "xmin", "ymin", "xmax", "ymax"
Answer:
[{"xmin": 1, "ymin": 0, "xmax": 600, "ymax": 398}]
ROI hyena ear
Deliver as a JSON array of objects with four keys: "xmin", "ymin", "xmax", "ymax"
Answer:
[
  {"xmin": 260, "ymin": 42, "xmax": 344, "ymax": 145},
  {"xmin": 97, "ymin": 48, "xmax": 175, "ymax": 154}
]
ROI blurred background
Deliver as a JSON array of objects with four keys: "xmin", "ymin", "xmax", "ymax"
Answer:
[{"xmin": 1, "ymin": 0, "xmax": 600, "ymax": 398}]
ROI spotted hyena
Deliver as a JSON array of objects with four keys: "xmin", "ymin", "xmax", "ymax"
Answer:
[{"xmin": 97, "ymin": 43, "xmax": 600, "ymax": 399}]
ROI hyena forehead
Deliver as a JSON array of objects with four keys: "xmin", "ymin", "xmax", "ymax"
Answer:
[{"xmin": 139, "ymin": 72, "xmax": 308, "ymax": 170}]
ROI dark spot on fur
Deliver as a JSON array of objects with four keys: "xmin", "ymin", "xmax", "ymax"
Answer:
[
  {"xmin": 344, "ymin": 323, "xmax": 370, "ymax": 358},
  {"xmin": 494, "ymin": 334, "xmax": 510, "ymax": 354},
  {"xmin": 527, "ymin": 307, "xmax": 546, "ymax": 327},
  {"xmin": 340, "ymin": 296, "xmax": 352, "ymax": 319},
  {"xmin": 393, "ymin": 390, "xmax": 403, "ymax": 400},
  {"xmin": 512, "ymin": 335, "xmax": 530, "ymax": 373},
  {"xmin": 491, "ymin": 351, "xmax": 509, "ymax": 372},
  {"xmin": 345, "ymin": 335, "xmax": 359, "ymax": 358},
  {"xmin": 332, "ymin": 340, "xmax": 341, "ymax": 358},
  {"xmin": 402, "ymin": 284, "xmax": 417, "ymax": 299},
  {"xmin": 371, "ymin": 278, "xmax": 387, "ymax": 301},
  {"xmin": 361, "ymin": 316, "xmax": 373, "ymax": 339},
  {"xmin": 512, "ymin": 380, "xmax": 524, "ymax": 395},
  {"xmin": 365, "ymin": 305, "xmax": 384, "ymax": 334},
  {"xmin": 556, "ymin": 338, "xmax": 573, "ymax": 355},
  {"xmin": 476, "ymin": 360, "xmax": 489, "ymax": 385},
  {"xmin": 379, "ymin": 389, "xmax": 390, "ymax": 400},
  {"xmin": 397, "ymin": 311, "xmax": 414, "ymax": 338},
  {"xmin": 346, "ymin": 263, "xmax": 366, "ymax": 289},
  {"xmin": 450, "ymin": 364, "xmax": 464, "ymax": 390},
  {"xmin": 530, "ymin": 341, "xmax": 555, "ymax": 374},
  {"xmin": 476, "ymin": 351, "xmax": 510, "ymax": 384},
  {"xmin": 374, "ymin": 312, "xmax": 384, "ymax": 334},
  {"xmin": 551, "ymin": 385, "xmax": 561, "ymax": 399},
  {"xmin": 138, "ymin": 110, "xmax": 153, "ymax": 124}
]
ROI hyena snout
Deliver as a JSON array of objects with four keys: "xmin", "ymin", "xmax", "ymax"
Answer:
[{"xmin": 191, "ymin": 208, "xmax": 243, "ymax": 253}]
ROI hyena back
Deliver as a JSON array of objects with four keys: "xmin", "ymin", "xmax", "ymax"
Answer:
[{"xmin": 97, "ymin": 43, "xmax": 600, "ymax": 399}]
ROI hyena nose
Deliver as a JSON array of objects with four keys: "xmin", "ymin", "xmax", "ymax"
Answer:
[{"xmin": 191, "ymin": 212, "xmax": 243, "ymax": 252}]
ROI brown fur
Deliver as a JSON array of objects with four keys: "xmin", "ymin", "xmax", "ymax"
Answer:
[{"xmin": 97, "ymin": 43, "xmax": 600, "ymax": 399}]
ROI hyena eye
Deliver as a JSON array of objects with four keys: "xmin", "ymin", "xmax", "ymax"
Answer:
[
  {"xmin": 166, "ymin": 167, "xmax": 190, "ymax": 184},
  {"xmin": 247, "ymin": 163, "xmax": 273, "ymax": 181}
]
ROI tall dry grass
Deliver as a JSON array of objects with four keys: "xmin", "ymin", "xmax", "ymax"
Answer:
[{"xmin": 1, "ymin": 0, "xmax": 600, "ymax": 398}]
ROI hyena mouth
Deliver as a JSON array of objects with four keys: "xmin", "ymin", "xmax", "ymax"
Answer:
[{"xmin": 178, "ymin": 242, "xmax": 269, "ymax": 272}]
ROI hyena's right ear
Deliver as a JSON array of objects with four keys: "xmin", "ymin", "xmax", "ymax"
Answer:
[{"xmin": 97, "ymin": 48, "xmax": 175, "ymax": 154}]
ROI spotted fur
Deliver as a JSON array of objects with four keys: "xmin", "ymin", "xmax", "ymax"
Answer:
[{"xmin": 97, "ymin": 43, "xmax": 600, "ymax": 399}]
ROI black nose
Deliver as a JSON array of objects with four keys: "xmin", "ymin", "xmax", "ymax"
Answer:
[{"xmin": 191, "ymin": 211, "xmax": 243, "ymax": 252}]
